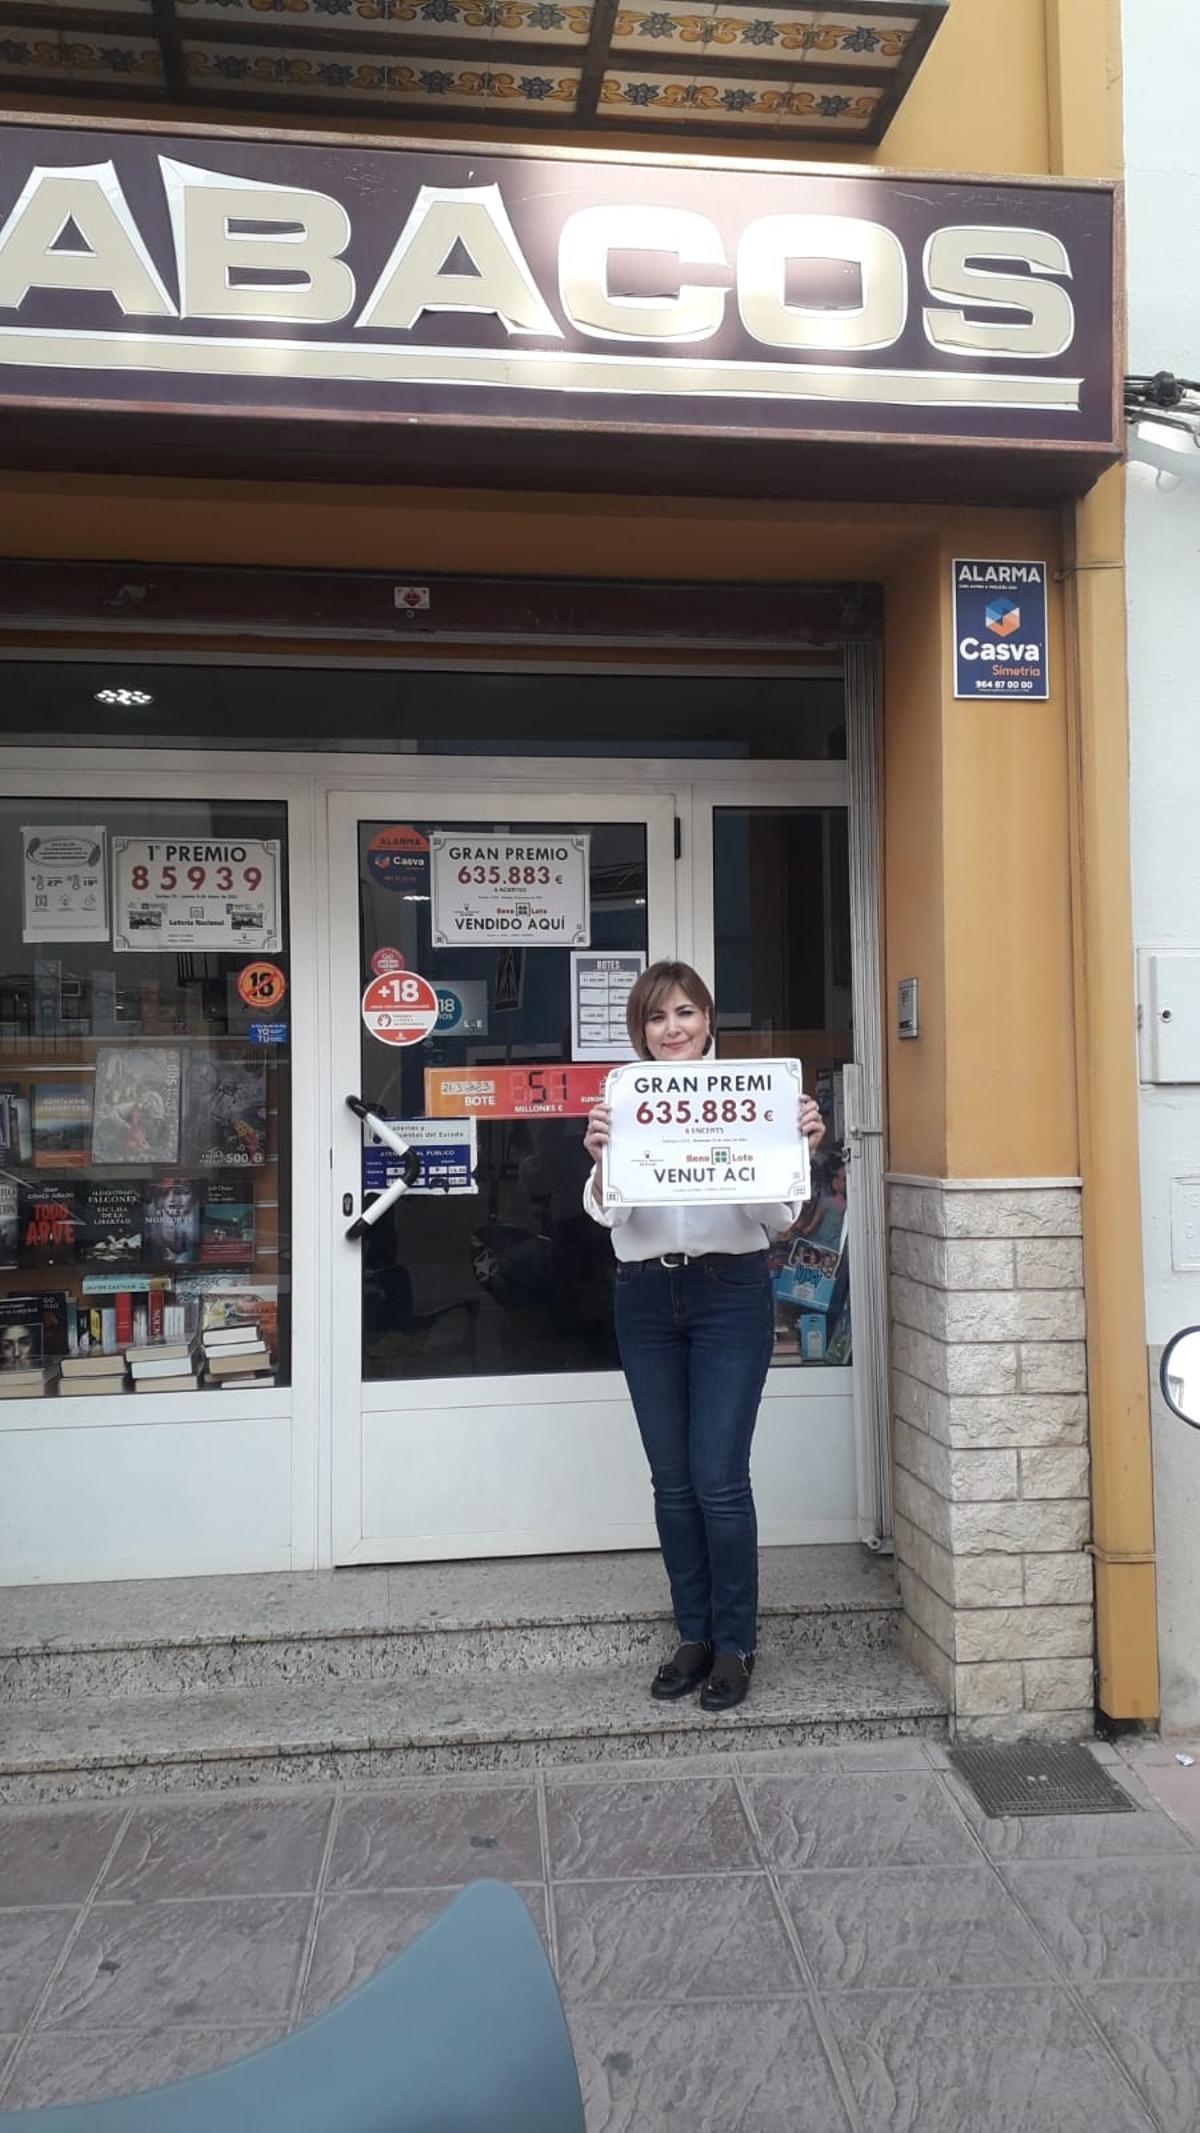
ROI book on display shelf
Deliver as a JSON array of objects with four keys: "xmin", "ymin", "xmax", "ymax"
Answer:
[
  {"xmin": 20, "ymin": 1185, "xmax": 80, "ymax": 1266},
  {"xmin": 124, "ymin": 1330, "xmax": 199, "ymax": 1364},
  {"xmin": 0, "ymin": 1086, "xmax": 32, "ymax": 1165},
  {"xmin": 33, "ymin": 958, "xmax": 61, "ymax": 1040},
  {"xmin": 183, "ymin": 1053, "xmax": 267, "ymax": 1168},
  {"xmin": 79, "ymin": 1183, "xmax": 143, "ymax": 1267},
  {"xmin": 130, "ymin": 1349, "xmax": 201, "ymax": 1381},
  {"xmin": 32, "ymin": 1084, "xmax": 92, "ymax": 1170},
  {"xmin": 202, "ymin": 1328, "xmax": 265, "ymax": 1353},
  {"xmin": 0, "ymin": 1363, "xmax": 59, "ymax": 1397},
  {"xmin": 136, "ymin": 1373, "xmax": 201, "ymax": 1393},
  {"xmin": 199, "ymin": 1182, "xmax": 254, "ymax": 1266},
  {"xmin": 92, "ymin": 1047, "xmax": 182, "ymax": 1165},
  {"xmin": 142, "ymin": 1177, "xmax": 200, "ymax": 1268},
  {"xmin": 205, "ymin": 1345, "xmax": 270, "ymax": 1378},
  {"xmin": 187, "ymin": 1283, "xmax": 278, "ymax": 1355},
  {"xmin": 61, "ymin": 1350, "xmax": 129, "ymax": 1381},
  {"xmin": 0, "ymin": 1177, "xmax": 18, "ymax": 1268}
]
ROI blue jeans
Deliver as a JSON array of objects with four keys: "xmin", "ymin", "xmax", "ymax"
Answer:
[{"xmin": 614, "ymin": 1253, "xmax": 775, "ymax": 1656}]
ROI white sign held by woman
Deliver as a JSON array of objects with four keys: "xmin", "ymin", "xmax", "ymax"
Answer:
[{"xmin": 603, "ymin": 1058, "xmax": 809, "ymax": 1208}]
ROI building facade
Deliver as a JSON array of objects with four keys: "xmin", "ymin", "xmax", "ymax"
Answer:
[
  {"xmin": 0, "ymin": 0, "xmax": 1156, "ymax": 1739},
  {"xmin": 1125, "ymin": 0, "xmax": 1200, "ymax": 1735}
]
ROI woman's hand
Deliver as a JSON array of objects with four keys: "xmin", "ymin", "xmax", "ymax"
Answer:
[
  {"xmin": 584, "ymin": 1102, "xmax": 611, "ymax": 1163},
  {"xmin": 799, "ymin": 1095, "xmax": 826, "ymax": 1153}
]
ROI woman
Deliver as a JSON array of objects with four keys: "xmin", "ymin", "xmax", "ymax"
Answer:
[{"xmin": 584, "ymin": 960, "xmax": 825, "ymax": 1713}]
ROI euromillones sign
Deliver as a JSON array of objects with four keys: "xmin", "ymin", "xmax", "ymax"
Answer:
[{"xmin": 0, "ymin": 118, "xmax": 1119, "ymax": 495}]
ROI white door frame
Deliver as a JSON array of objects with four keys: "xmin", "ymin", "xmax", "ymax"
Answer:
[{"xmin": 326, "ymin": 783, "xmax": 678, "ymax": 1567}]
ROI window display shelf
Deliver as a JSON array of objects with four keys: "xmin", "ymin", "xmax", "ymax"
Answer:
[{"xmin": 0, "ymin": 797, "xmax": 292, "ymax": 1396}]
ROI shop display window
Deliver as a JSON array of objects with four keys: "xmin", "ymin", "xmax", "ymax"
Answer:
[{"xmin": 0, "ymin": 801, "xmax": 290, "ymax": 1399}]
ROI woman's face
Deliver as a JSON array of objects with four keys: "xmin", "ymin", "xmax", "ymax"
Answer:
[{"xmin": 643, "ymin": 983, "xmax": 711, "ymax": 1062}]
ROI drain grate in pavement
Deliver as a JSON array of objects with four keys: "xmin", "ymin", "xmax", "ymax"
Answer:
[{"xmin": 948, "ymin": 1742, "xmax": 1138, "ymax": 1818}]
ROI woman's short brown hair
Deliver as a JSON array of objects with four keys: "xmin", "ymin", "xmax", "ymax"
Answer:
[{"xmin": 626, "ymin": 960, "xmax": 715, "ymax": 1060}]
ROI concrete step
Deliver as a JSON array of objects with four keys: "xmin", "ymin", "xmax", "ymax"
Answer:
[
  {"xmin": 0, "ymin": 1546, "xmax": 902, "ymax": 1704},
  {"xmin": 0, "ymin": 1648, "xmax": 945, "ymax": 1801}
]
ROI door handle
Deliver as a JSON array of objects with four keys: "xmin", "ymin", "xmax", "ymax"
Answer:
[{"xmin": 345, "ymin": 1094, "xmax": 421, "ymax": 1240}]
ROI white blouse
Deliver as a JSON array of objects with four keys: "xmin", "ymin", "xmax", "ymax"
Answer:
[{"xmin": 583, "ymin": 1168, "xmax": 803, "ymax": 1263}]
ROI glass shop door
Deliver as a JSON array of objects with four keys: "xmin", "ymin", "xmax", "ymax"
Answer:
[{"xmin": 328, "ymin": 788, "xmax": 677, "ymax": 1565}]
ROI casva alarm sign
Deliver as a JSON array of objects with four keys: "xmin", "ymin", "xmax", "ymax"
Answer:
[{"xmin": 953, "ymin": 560, "xmax": 1049, "ymax": 701}]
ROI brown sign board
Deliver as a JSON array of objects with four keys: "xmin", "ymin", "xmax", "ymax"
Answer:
[{"xmin": 0, "ymin": 116, "xmax": 1121, "ymax": 503}]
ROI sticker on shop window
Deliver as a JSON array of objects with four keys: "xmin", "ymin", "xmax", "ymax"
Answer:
[
  {"xmin": 237, "ymin": 960, "xmax": 287, "ymax": 1011},
  {"xmin": 362, "ymin": 971, "xmax": 439, "ymax": 1047},
  {"xmin": 367, "ymin": 827, "xmax": 429, "ymax": 892}
]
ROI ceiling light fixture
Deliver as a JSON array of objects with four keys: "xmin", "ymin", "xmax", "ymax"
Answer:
[{"xmin": 95, "ymin": 687, "xmax": 154, "ymax": 707}]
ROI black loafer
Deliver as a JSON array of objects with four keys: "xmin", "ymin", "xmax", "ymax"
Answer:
[
  {"xmin": 650, "ymin": 1640, "xmax": 713, "ymax": 1701},
  {"xmin": 699, "ymin": 1652, "xmax": 755, "ymax": 1712}
]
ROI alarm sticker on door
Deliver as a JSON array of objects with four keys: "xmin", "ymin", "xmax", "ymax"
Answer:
[{"xmin": 361, "ymin": 971, "xmax": 439, "ymax": 1047}]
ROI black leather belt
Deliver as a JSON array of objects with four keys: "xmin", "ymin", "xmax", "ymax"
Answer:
[{"xmin": 632, "ymin": 1250, "xmax": 767, "ymax": 1270}]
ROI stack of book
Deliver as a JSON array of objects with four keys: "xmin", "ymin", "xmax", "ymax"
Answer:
[
  {"xmin": 0, "ymin": 1361, "xmax": 60, "ymax": 1399},
  {"xmin": 60, "ymin": 1350, "xmax": 129, "ymax": 1397},
  {"xmin": 126, "ymin": 1336, "xmax": 203, "ymax": 1394},
  {"xmin": 202, "ymin": 1325, "xmax": 274, "ymax": 1386}
]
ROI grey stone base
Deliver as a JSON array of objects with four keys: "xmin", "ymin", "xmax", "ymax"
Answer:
[
  {"xmin": 0, "ymin": 1549, "xmax": 946, "ymax": 1799},
  {"xmin": 887, "ymin": 1177, "xmax": 1094, "ymax": 1739}
]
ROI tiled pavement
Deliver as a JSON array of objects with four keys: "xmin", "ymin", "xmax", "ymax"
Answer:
[{"xmin": 0, "ymin": 1737, "xmax": 1197, "ymax": 2130}]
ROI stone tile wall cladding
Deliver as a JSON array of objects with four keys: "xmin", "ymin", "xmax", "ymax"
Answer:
[{"xmin": 887, "ymin": 1177, "xmax": 1093, "ymax": 1743}]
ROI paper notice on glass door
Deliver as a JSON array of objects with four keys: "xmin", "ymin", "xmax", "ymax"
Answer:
[
  {"xmin": 571, "ymin": 951, "xmax": 645, "ymax": 1062},
  {"xmin": 429, "ymin": 834, "xmax": 590, "ymax": 948},
  {"xmin": 112, "ymin": 837, "xmax": 281, "ymax": 953},
  {"xmin": 22, "ymin": 827, "xmax": 108, "ymax": 944}
]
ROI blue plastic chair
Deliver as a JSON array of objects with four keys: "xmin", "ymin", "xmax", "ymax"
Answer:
[{"xmin": 0, "ymin": 1881, "xmax": 585, "ymax": 2133}]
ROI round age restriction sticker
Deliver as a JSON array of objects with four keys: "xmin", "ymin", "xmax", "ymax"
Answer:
[
  {"xmin": 236, "ymin": 960, "xmax": 287, "ymax": 1010},
  {"xmin": 361, "ymin": 971, "xmax": 439, "ymax": 1047}
]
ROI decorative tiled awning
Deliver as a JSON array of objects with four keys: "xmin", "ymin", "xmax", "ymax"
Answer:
[{"xmin": 0, "ymin": 1, "xmax": 945, "ymax": 142}]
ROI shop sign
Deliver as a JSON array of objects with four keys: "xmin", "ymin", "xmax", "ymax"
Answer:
[
  {"xmin": 603, "ymin": 1058, "xmax": 810, "ymax": 1207},
  {"xmin": 111, "ymin": 836, "xmax": 281, "ymax": 952},
  {"xmin": 363, "ymin": 1115, "xmax": 477, "ymax": 1195},
  {"xmin": 361, "ymin": 970, "xmax": 439, "ymax": 1046},
  {"xmin": 429, "ymin": 834, "xmax": 590, "ymax": 949},
  {"xmin": 953, "ymin": 559, "xmax": 1050, "ymax": 700},
  {"xmin": 0, "ymin": 123, "xmax": 1118, "ymax": 477},
  {"xmin": 571, "ymin": 951, "xmax": 645, "ymax": 1063},
  {"xmin": 21, "ymin": 825, "xmax": 108, "ymax": 945},
  {"xmin": 425, "ymin": 1063, "xmax": 611, "ymax": 1119}
]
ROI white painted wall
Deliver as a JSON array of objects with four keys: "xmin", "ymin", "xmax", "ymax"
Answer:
[{"xmin": 1125, "ymin": 0, "xmax": 1200, "ymax": 1729}]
